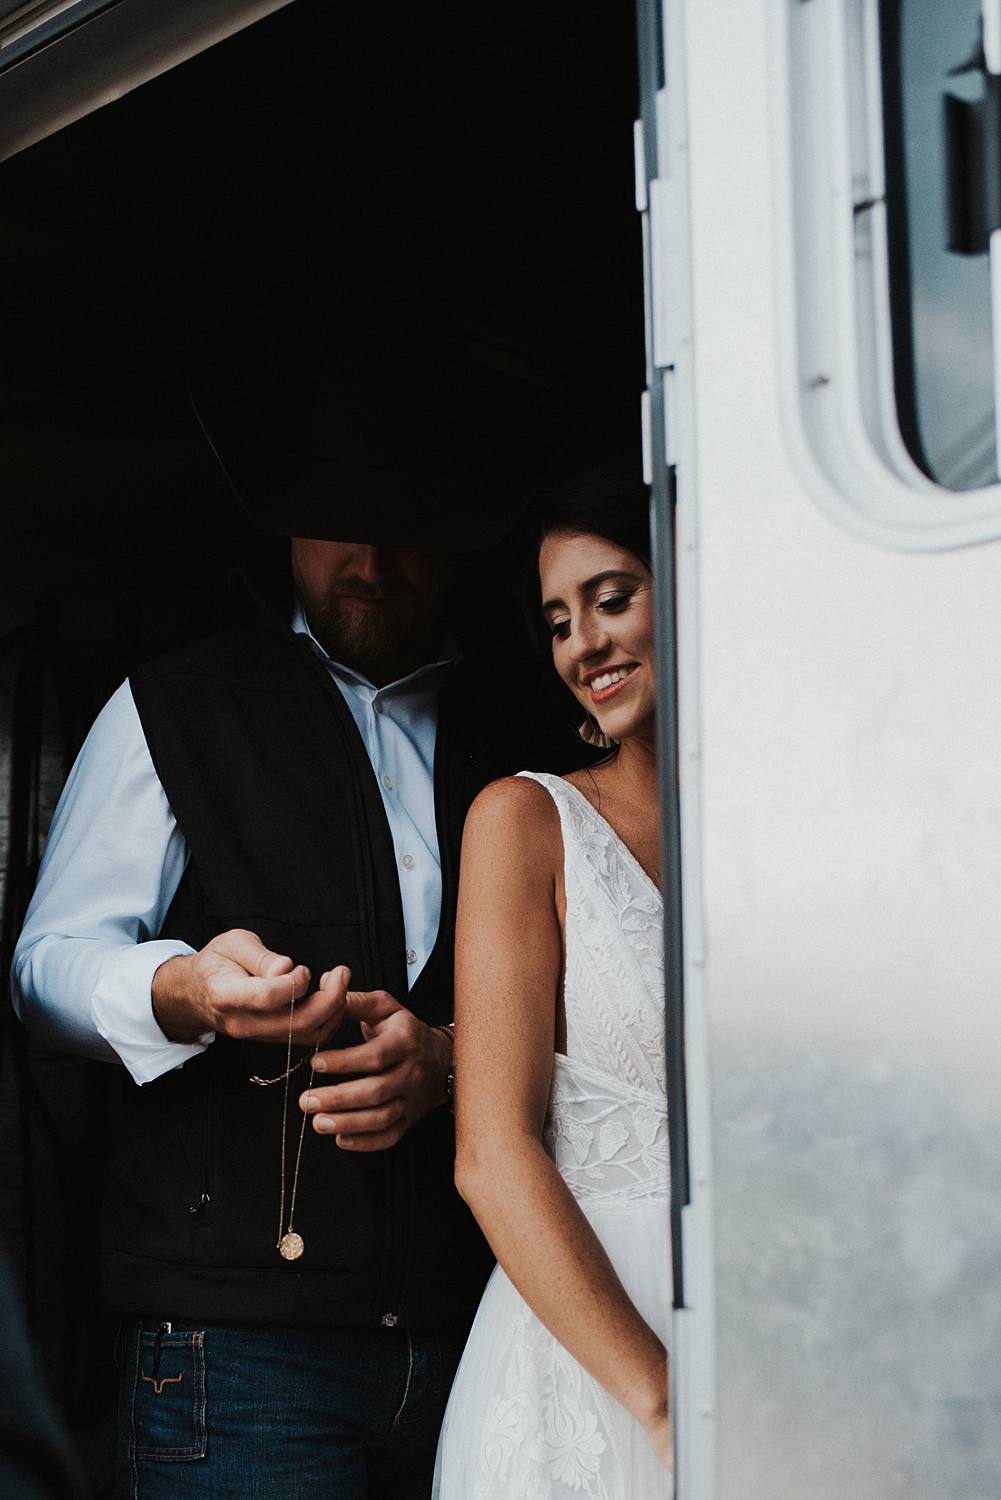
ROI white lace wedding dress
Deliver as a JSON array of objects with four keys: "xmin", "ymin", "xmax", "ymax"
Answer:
[{"xmin": 433, "ymin": 771, "xmax": 672, "ymax": 1500}]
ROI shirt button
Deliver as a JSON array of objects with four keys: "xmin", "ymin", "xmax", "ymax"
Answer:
[
  {"xmin": 402, "ymin": 852, "xmax": 415, "ymax": 870},
  {"xmin": 406, "ymin": 949, "xmax": 417, "ymax": 965},
  {"xmin": 381, "ymin": 773, "xmax": 394, "ymax": 791}
]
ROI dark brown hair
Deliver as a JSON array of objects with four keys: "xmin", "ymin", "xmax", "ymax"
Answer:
[{"xmin": 535, "ymin": 455, "xmax": 651, "ymax": 569}]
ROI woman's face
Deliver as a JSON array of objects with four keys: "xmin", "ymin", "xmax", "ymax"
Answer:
[{"xmin": 539, "ymin": 529, "xmax": 656, "ymax": 745}]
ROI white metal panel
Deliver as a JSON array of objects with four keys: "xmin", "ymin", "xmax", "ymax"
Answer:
[{"xmin": 672, "ymin": 0, "xmax": 1001, "ymax": 1493}]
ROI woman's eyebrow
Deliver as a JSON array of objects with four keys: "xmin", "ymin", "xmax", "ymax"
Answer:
[{"xmin": 541, "ymin": 570, "xmax": 641, "ymax": 614}]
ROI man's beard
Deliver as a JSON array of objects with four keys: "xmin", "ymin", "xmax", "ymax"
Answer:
[{"xmin": 306, "ymin": 582, "xmax": 440, "ymax": 675}]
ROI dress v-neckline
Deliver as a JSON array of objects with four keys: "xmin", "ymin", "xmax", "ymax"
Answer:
[{"xmin": 552, "ymin": 774, "xmax": 663, "ymax": 903}]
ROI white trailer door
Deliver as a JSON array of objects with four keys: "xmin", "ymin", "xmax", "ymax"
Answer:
[{"xmin": 639, "ymin": 1, "xmax": 1001, "ymax": 1496}]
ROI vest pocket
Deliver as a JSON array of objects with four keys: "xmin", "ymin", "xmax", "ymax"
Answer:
[{"xmin": 129, "ymin": 1326, "xmax": 207, "ymax": 1460}]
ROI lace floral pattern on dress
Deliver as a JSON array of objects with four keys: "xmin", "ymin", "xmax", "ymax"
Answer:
[
  {"xmin": 549, "ymin": 779, "xmax": 666, "ymax": 1105},
  {"xmin": 545, "ymin": 1057, "xmax": 669, "ymax": 1209},
  {"xmin": 433, "ymin": 771, "xmax": 671, "ymax": 1500},
  {"xmin": 471, "ymin": 1294, "xmax": 623, "ymax": 1500}
]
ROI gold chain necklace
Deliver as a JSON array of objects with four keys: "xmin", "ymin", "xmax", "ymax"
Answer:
[{"xmin": 248, "ymin": 975, "xmax": 316, "ymax": 1261}]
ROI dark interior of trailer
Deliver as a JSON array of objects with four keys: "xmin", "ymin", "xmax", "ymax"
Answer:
[{"xmin": 0, "ymin": 4, "xmax": 642, "ymax": 1488}]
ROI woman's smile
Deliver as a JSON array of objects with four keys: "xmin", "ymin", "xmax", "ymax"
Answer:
[{"xmin": 584, "ymin": 662, "xmax": 639, "ymax": 704}]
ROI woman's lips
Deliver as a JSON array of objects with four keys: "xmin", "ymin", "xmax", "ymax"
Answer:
[{"xmin": 588, "ymin": 664, "xmax": 638, "ymax": 705}]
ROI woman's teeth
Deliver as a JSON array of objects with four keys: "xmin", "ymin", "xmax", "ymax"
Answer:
[{"xmin": 590, "ymin": 666, "xmax": 635, "ymax": 692}]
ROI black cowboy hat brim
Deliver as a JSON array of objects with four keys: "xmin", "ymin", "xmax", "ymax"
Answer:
[{"xmin": 185, "ymin": 291, "xmax": 564, "ymax": 549}]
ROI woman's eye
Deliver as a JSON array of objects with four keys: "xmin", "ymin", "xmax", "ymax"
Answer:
[
  {"xmin": 597, "ymin": 592, "xmax": 632, "ymax": 613},
  {"xmin": 549, "ymin": 618, "xmax": 571, "ymax": 640}
]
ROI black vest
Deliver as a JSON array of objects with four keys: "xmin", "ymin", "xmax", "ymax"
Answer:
[{"xmin": 104, "ymin": 589, "xmax": 557, "ymax": 1329}]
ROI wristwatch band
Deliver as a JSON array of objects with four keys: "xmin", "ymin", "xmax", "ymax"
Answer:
[{"xmin": 433, "ymin": 1022, "xmax": 456, "ymax": 1112}]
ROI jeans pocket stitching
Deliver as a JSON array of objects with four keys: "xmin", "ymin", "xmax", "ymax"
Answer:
[{"xmin": 132, "ymin": 1329, "xmax": 207, "ymax": 1462}]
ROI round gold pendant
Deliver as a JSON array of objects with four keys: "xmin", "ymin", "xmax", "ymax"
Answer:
[{"xmin": 279, "ymin": 1232, "xmax": 305, "ymax": 1261}]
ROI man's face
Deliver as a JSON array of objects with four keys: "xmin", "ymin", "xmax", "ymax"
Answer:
[{"xmin": 290, "ymin": 538, "xmax": 447, "ymax": 683}]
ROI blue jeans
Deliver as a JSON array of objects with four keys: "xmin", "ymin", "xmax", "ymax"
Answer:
[{"xmin": 116, "ymin": 1320, "xmax": 466, "ymax": 1498}]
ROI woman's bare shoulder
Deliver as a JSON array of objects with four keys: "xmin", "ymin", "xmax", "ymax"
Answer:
[{"xmin": 463, "ymin": 775, "xmax": 562, "ymax": 860}]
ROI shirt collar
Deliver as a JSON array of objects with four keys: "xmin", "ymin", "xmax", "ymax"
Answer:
[{"xmin": 291, "ymin": 600, "xmax": 459, "ymax": 696}]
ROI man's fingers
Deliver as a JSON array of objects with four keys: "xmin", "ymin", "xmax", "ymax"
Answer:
[
  {"xmin": 308, "ymin": 1100, "xmax": 407, "ymax": 1137},
  {"xmin": 300, "ymin": 1064, "xmax": 405, "ymax": 1115},
  {"xmin": 222, "ymin": 962, "xmax": 349, "ymax": 1015},
  {"xmin": 316, "ymin": 966, "xmax": 352, "ymax": 994},
  {"xmin": 344, "ymin": 989, "xmax": 402, "ymax": 1025},
  {"xmin": 213, "ymin": 964, "xmax": 313, "ymax": 1014},
  {"xmin": 311, "ymin": 1032, "xmax": 407, "ymax": 1077},
  {"xmin": 335, "ymin": 1125, "xmax": 407, "ymax": 1152},
  {"xmin": 211, "ymin": 965, "xmax": 350, "ymax": 1041},
  {"xmin": 210, "ymin": 928, "xmax": 295, "ymax": 979},
  {"xmin": 288, "ymin": 988, "xmax": 348, "ymax": 1046},
  {"xmin": 221, "ymin": 994, "xmax": 342, "ymax": 1043},
  {"xmin": 292, "ymin": 966, "xmax": 350, "ymax": 1043}
]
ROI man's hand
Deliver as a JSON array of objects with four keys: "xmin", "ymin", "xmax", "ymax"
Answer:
[
  {"xmin": 299, "ymin": 989, "xmax": 452, "ymax": 1150},
  {"xmin": 151, "ymin": 930, "xmax": 349, "ymax": 1046}
]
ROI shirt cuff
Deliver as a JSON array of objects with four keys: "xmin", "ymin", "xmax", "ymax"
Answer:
[{"xmin": 92, "ymin": 940, "xmax": 214, "ymax": 1086}]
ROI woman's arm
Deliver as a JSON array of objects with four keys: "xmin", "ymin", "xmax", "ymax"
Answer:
[{"xmin": 453, "ymin": 777, "xmax": 670, "ymax": 1464}]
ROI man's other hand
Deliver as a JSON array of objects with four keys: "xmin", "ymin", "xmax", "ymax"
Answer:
[
  {"xmin": 151, "ymin": 931, "xmax": 349, "ymax": 1046},
  {"xmin": 299, "ymin": 990, "xmax": 452, "ymax": 1150}
]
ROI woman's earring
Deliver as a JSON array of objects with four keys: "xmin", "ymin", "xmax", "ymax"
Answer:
[{"xmin": 577, "ymin": 715, "xmax": 615, "ymax": 750}]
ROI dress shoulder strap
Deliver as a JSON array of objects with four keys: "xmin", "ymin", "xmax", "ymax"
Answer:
[
  {"xmin": 515, "ymin": 769, "xmax": 579, "ymax": 823},
  {"xmin": 514, "ymin": 770, "xmax": 593, "ymax": 875},
  {"xmin": 516, "ymin": 770, "xmax": 663, "ymax": 909}
]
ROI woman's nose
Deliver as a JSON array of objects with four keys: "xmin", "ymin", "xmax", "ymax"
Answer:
[{"xmin": 568, "ymin": 617, "xmax": 608, "ymax": 662}]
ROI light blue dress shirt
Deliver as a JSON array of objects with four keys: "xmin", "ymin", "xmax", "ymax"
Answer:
[{"xmin": 12, "ymin": 605, "xmax": 454, "ymax": 1085}]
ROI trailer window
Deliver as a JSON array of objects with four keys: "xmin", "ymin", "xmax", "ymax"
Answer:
[{"xmin": 880, "ymin": 0, "xmax": 998, "ymax": 490}]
